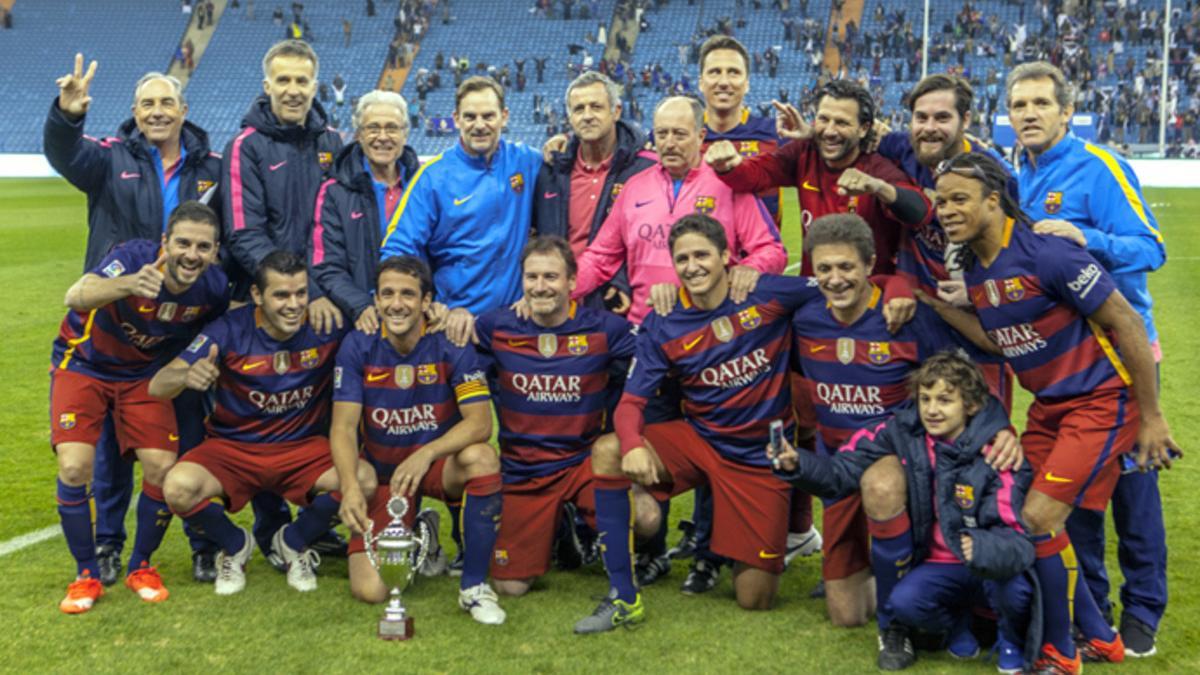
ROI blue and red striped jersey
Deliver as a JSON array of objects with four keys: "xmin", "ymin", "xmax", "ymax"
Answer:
[
  {"xmin": 51, "ymin": 239, "xmax": 229, "ymax": 381},
  {"xmin": 625, "ymin": 274, "xmax": 822, "ymax": 466},
  {"xmin": 793, "ymin": 291, "xmax": 971, "ymax": 452},
  {"xmin": 332, "ymin": 328, "xmax": 490, "ymax": 477},
  {"xmin": 703, "ymin": 110, "xmax": 783, "ymax": 221},
  {"xmin": 179, "ymin": 305, "xmax": 344, "ymax": 443},
  {"xmin": 965, "ymin": 219, "xmax": 1128, "ymax": 399},
  {"xmin": 476, "ymin": 303, "xmax": 637, "ymax": 481}
]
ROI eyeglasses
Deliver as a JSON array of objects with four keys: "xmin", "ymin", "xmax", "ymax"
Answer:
[{"xmin": 360, "ymin": 123, "xmax": 408, "ymax": 138}]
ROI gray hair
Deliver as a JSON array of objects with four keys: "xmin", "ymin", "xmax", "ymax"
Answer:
[
  {"xmin": 1005, "ymin": 61, "xmax": 1073, "ymax": 110},
  {"xmin": 262, "ymin": 39, "xmax": 320, "ymax": 80},
  {"xmin": 353, "ymin": 90, "xmax": 410, "ymax": 130},
  {"xmin": 654, "ymin": 96, "xmax": 704, "ymax": 131},
  {"xmin": 133, "ymin": 72, "xmax": 186, "ymax": 107},
  {"xmin": 564, "ymin": 71, "xmax": 622, "ymax": 112}
]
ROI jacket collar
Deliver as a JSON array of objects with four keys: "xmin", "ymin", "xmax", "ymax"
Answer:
[{"xmin": 241, "ymin": 95, "xmax": 333, "ymax": 143}]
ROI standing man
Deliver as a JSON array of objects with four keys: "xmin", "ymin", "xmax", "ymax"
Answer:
[
  {"xmin": 534, "ymin": 71, "xmax": 655, "ymax": 313},
  {"xmin": 44, "ymin": 54, "xmax": 224, "ymax": 585},
  {"xmin": 380, "ymin": 76, "xmax": 543, "ymax": 341},
  {"xmin": 224, "ymin": 39, "xmax": 346, "ymax": 562},
  {"xmin": 1006, "ymin": 61, "xmax": 1169, "ymax": 658},
  {"xmin": 52, "ymin": 203, "xmax": 229, "ymax": 613}
]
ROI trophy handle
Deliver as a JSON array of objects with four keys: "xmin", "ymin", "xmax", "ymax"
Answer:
[{"xmin": 362, "ymin": 518, "xmax": 378, "ymax": 569}]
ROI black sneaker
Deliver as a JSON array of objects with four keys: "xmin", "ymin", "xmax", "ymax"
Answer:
[
  {"xmin": 680, "ymin": 558, "xmax": 720, "ymax": 595},
  {"xmin": 634, "ymin": 552, "xmax": 671, "ymax": 586},
  {"xmin": 447, "ymin": 550, "xmax": 465, "ymax": 577},
  {"xmin": 96, "ymin": 545, "xmax": 122, "ymax": 587},
  {"xmin": 667, "ymin": 520, "xmax": 697, "ymax": 560},
  {"xmin": 192, "ymin": 551, "xmax": 217, "ymax": 583},
  {"xmin": 308, "ymin": 529, "xmax": 349, "ymax": 557},
  {"xmin": 878, "ymin": 625, "xmax": 916, "ymax": 671},
  {"xmin": 1119, "ymin": 614, "xmax": 1157, "ymax": 658},
  {"xmin": 809, "ymin": 578, "xmax": 826, "ymax": 599},
  {"xmin": 553, "ymin": 503, "xmax": 586, "ymax": 571}
]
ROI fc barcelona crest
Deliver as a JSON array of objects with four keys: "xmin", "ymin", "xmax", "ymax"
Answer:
[
  {"xmin": 273, "ymin": 351, "xmax": 291, "ymax": 374},
  {"xmin": 984, "ymin": 279, "xmax": 1002, "ymax": 307},
  {"xmin": 509, "ymin": 172, "xmax": 525, "ymax": 193},
  {"xmin": 538, "ymin": 334, "xmax": 558, "ymax": 358},
  {"xmin": 738, "ymin": 307, "xmax": 762, "ymax": 330},
  {"xmin": 610, "ymin": 182, "xmax": 624, "ymax": 200},
  {"xmin": 196, "ymin": 179, "xmax": 215, "ymax": 194},
  {"xmin": 394, "ymin": 365, "xmax": 415, "ymax": 389},
  {"xmin": 955, "ymin": 484, "xmax": 975, "ymax": 509},
  {"xmin": 711, "ymin": 317, "xmax": 734, "ymax": 343},
  {"xmin": 157, "ymin": 302, "xmax": 178, "ymax": 322},
  {"xmin": 868, "ymin": 342, "xmax": 891, "ymax": 365},
  {"xmin": 318, "ymin": 152, "xmax": 333, "ymax": 169},
  {"xmin": 1003, "ymin": 277, "xmax": 1026, "ymax": 302},
  {"xmin": 1044, "ymin": 191, "xmax": 1063, "ymax": 215},
  {"xmin": 847, "ymin": 196, "xmax": 860, "ymax": 213},
  {"xmin": 181, "ymin": 306, "xmax": 201, "ymax": 322},
  {"xmin": 417, "ymin": 364, "xmax": 438, "ymax": 385},
  {"xmin": 567, "ymin": 335, "xmax": 589, "ymax": 355},
  {"xmin": 737, "ymin": 140, "xmax": 760, "ymax": 157},
  {"xmin": 299, "ymin": 348, "xmax": 319, "ymax": 369},
  {"xmin": 836, "ymin": 337, "xmax": 855, "ymax": 364},
  {"xmin": 59, "ymin": 413, "xmax": 76, "ymax": 430},
  {"xmin": 694, "ymin": 195, "xmax": 716, "ymax": 215}
]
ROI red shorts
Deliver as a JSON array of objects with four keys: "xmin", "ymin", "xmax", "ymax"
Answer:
[
  {"xmin": 491, "ymin": 457, "xmax": 596, "ymax": 580},
  {"xmin": 820, "ymin": 493, "xmax": 870, "ymax": 581},
  {"xmin": 1023, "ymin": 389, "xmax": 1139, "ymax": 511},
  {"xmin": 347, "ymin": 458, "xmax": 450, "ymax": 556},
  {"xmin": 49, "ymin": 369, "xmax": 178, "ymax": 457},
  {"xmin": 644, "ymin": 420, "xmax": 790, "ymax": 573},
  {"xmin": 790, "ymin": 372, "xmax": 818, "ymax": 431},
  {"xmin": 981, "ymin": 363, "xmax": 1015, "ymax": 416},
  {"xmin": 179, "ymin": 436, "xmax": 334, "ymax": 513}
]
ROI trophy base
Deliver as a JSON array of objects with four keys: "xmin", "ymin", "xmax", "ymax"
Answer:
[{"xmin": 378, "ymin": 616, "xmax": 414, "ymax": 641}]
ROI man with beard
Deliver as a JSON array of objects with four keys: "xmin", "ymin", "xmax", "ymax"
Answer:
[{"xmin": 44, "ymin": 54, "xmax": 224, "ymax": 585}]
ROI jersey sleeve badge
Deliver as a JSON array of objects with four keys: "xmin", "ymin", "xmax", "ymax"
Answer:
[{"xmin": 101, "ymin": 260, "xmax": 126, "ymax": 278}]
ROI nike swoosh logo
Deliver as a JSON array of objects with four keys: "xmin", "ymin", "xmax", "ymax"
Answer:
[
  {"xmin": 351, "ymin": 211, "xmax": 364, "ymax": 219},
  {"xmin": 454, "ymin": 195, "xmax": 474, "ymax": 206},
  {"xmin": 683, "ymin": 334, "xmax": 704, "ymax": 351},
  {"xmin": 269, "ymin": 161, "xmax": 287, "ymax": 171},
  {"xmin": 241, "ymin": 361, "xmax": 266, "ymax": 371},
  {"xmin": 120, "ymin": 171, "xmax": 141, "ymax": 180},
  {"xmin": 138, "ymin": 305, "xmax": 155, "ymax": 313},
  {"xmin": 367, "ymin": 372, "xmax": 389, "ymax": 382},
  {"xmin": 802, "ymin": 181, "xmax": 820, "ymax": 192},
  {"xmin": 506, "ymin": 339, "xmax": 531, "ymax": 347},
  {"xmin": 543, "ymin": 191, "xmax": 559, "ymax": 199},
  {"xmin": 809, "ymin": 345, "xmax": 826, "ymax": 353},
  {"xmin": 1043, "ymin": 472, "xmax": 1073, "ymax": 484},
  {"xmin": 634, "ymin": 200, "xmax": 653, "ymax": 208},
  {"xmin": 168, "ymin": 433, "xmax": 180, "ymax": 441},
  {"xmin": 758, "ymin": 549, "xmax": 782, "ymax": 560}
]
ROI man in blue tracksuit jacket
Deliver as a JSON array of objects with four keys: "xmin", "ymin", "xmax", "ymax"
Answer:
[
  {"xmin": 1007, "ymin": 61, "xmax": 1168, "ymax": 657},
  {"xmin": 380, "ymin": 76, "xmax": 543, "ymax": 318},
  {"xmin": 43, "ymin": 56, "xmax": 223, "ymax": 584}
]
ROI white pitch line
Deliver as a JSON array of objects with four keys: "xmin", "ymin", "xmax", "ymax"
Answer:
[
  {"xmin": 785, "ymin": 260, "xmax": 804, "ymax": 273},
  {"xmin": 0, "ymin": 525, "xmax": 61, "ymax": 557}
]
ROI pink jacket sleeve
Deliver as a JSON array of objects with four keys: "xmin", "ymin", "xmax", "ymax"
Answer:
[
  {"xmin": 731, "ymin": 192, "xmax": 788, "ymax": 274},
  {"xmin": 573, "ymin": 194, "xmax": 630, "ymax": 298}
]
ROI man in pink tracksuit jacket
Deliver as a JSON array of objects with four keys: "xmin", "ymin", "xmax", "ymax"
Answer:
[{"xmin": 573, "ymin": 96, "xmax": 787, "ymax": 325}]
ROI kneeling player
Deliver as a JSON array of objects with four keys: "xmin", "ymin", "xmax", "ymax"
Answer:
[
  {"xmin": 153, "ymin": 252, "xmax": 376, "ymax": 595},
  {"xmin": 331, "ymin": 256, "xmax": 506, "ymax": 625},
  {"xmin": 52, "ymin": 202, "xmax": 229, "ymax": 613},
  {"xmin": 476, "ymin": 236, "xmax": 642, "ymax": 632}
]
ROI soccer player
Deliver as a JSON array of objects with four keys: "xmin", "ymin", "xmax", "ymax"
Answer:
[
  {"xmin": 52, "ymin": 202, "xmax": 229, "ymax": 613},
  {"xmin": 330, "ymin": 256, "xmax": 506, "ymax": 625},
  {"xmin": 476, "ymin": 236, "xmax": 642, "ymax": 633},
  {"xmin": 705, "ymin": 79, "xmax": 931, "ymax": 276},
  {"xmin": 926, "ymin": 152, "xmax": 1181, "ymax": 673},
  {"xmin": 774, "ymin": 353, "xmax": 1035, "ymax": 673},
  {"xmin": 311, "ymin": 90, "xmax": 421, "ymax": 332},
  {"xmin": 44, "ymin": 53, "xmax": 224, "ymax": 584},
  {"xmin": 153, "ymin": 251, "xmax": 373, "ymax": 595},
  {"xmin": 380, "ymin": 76, "xmax": 543, "ymax": 341},
  {"xmin": 1006, "ymin": 61, "xmax": 1169, "ymax": 657},
  {"xmin": 534, "ymin": 71, "xmax": 655, "ymax": 312},
  {"xmin": 223, "ymin": 38, "xmax": 346, "ymax": 563}
]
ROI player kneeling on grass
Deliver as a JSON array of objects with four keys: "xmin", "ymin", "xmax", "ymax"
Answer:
[
  {"xmin": 152, "ymin": 251, "xmax": 376, "ymax": 595},
  {"xmin": 775, "ymin": 353, "xmax": 1037, "ymax": 672},
  {"xmin": 331, "ymin": 256, "xmax": 507, "ymax": 626},
  {"xmin": 477, "ymin": 236, "xmax": 643, "ymax": 633},
  {"xmin": 53, "ymin": 202, "xmax": 229, "ymax": 614}
]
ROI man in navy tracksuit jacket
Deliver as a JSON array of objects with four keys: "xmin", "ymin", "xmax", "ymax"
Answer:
[{"xmin": 43, "ymin": 60, "xmax": 223, "ymax": 584}]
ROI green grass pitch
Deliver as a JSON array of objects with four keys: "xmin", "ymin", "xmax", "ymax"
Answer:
[{"xmin": 0, "ymin": 179, "xmax": 1196, "ymax": 673}]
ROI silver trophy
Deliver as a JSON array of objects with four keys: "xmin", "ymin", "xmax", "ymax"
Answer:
[{"xmin": 364, "ymin": 495, "xmax": 425, "ymax": 640}]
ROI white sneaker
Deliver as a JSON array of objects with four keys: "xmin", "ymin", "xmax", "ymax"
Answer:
[
  {"xmin": 784, "ymin": 526, "xmax": 823, "ymax": 567},
  {"xmin": 415, "ymin": 509, "xmax": 448, "ymax": 577},
  {"xmin": 458, "ymin": 583, "xmax": 506, "ymax": 625},
  {"xmin": 272, "ymin": 526, "xmax": 320, "ymax": 592},
  {"xmin": 214, "ymin": 527, "xmax": 254, "ymax": 595}
]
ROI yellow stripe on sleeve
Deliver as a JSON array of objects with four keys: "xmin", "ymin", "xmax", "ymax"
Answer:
[
  {"xmin": 1088, "ymin": 319, "xmax": 1133, "ymax": 387},
  {"xmin": 58, "ymin": 309, "xmax": 97, "ymax": 370},
  {"xmin": 1082, "ymin": 143, "xmax": 1163, "ymax": 242},
  {"xmin": 454, "ymin": 380, "xmax": 490, "ymax": 403},
  {"xmin": 383, "ymin": 153, "xmax": 444, "ymax": 243}
]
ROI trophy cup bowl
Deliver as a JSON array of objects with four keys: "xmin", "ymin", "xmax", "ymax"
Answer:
[{"xmin": 364, "ymin": 496, "xmax": 417, "ymax": 640}]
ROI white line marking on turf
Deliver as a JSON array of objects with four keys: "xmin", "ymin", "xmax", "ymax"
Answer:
[
  {"xmin": 786, "ymin": 260, "xmax": 804, "ymax": 273},
  {"xmin": 0, "ymin": 525, "xmax": 61, "ymax": 557}
]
